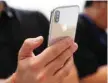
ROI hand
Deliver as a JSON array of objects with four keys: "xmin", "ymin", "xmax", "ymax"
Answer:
[{"xmin": 15, "ymin": 36, "xmax": 78, "ymax": 83}]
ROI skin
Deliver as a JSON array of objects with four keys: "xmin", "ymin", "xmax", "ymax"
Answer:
[
  {"xmin": 62, "ymin": 65, "xmax": 79, "ymax": 83},
  {"xmin": 80, "ymin": 1, "xmax": 107, "ymax": 83},
  {"xmin": 4, "ymin": 36, "xmax": 78, "ymax": 83}
]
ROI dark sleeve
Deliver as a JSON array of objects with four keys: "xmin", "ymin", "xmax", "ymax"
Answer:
[
  {"xmin": 36, "ymin": 11, "xmax": 49, "ymax": 42},
  {"xmin": 74, "ymin": 45, "xmax": 98, "ymax": 78},
  {"xmin": 33, "ymin": 11, "xmax": 49, "ymax": 53},
  {"xmin": 74, "ymin": 18, "xmax": 98, "ymax": 78},
  {"xmin": 13, "ymin": 10, "xmax": 49, "ymax": 54}
]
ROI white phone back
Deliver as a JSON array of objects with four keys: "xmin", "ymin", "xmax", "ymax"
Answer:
[{"xmin": 48, "ymin": 6, "xmax": 79, "ymax": 46}]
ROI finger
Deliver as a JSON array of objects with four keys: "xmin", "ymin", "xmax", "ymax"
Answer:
[
  {"xmin": 54, "ymin": 57, "xmax": 73, "ymax": 82},
  {"xmin": 38, "ymin": 37, "xmax": 74, "ymax": 66},
  {"xmin": 18, "ymin": 36, "xmax": 43, "ymax": 60},
  {"xmin": 73, "ymin": 43, "xmax": 78, "ymax": 53},
  {"xmin": 43, "ymin": 46, "xmax": 73, "ymax": 76}
]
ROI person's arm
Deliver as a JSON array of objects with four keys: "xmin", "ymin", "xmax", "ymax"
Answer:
[{"xmin": 80, "ymin": 65, "xmax": 107, "ymax": 83}]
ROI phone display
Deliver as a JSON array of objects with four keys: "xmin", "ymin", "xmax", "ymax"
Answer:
[{"xmin": 48, "ymin": 6, "xmax": 79, "ymax": 46}]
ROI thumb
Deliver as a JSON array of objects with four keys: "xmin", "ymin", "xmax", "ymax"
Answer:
[{"xmin": 18, "ymin": 36, "xmax": 43, "ymax": 60}]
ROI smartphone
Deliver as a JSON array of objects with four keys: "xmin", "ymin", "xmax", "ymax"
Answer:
[{"xmin": 48, "ymin": 6, "xmax": 79, "ymax": 46}]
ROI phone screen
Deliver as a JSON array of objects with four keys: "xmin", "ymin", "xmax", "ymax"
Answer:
[{"xmin": 48, "ymin": 6, "xmax": 79, "ymax": 46}]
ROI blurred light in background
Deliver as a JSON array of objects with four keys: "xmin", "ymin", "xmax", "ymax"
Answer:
[{"xmin": 5, "ymin": 0, "xmax": 85, "ymax": 19}]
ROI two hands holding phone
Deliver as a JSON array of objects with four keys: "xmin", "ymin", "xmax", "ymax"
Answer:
[{"xmin": 6, "ymin": 6, "xmax": 79, "ymax": 83}]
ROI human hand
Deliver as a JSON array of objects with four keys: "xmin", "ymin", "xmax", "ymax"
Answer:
[{"xmin": 15, "ymin": 36, "xmax": 78, "ymax": 83}]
